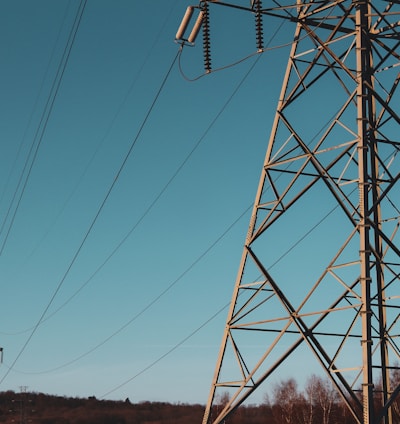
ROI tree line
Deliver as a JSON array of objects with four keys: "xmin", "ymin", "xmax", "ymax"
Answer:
[
  {"xmin": 216, "ymin": 370, "xmax": 400, "ymax": 424},
  {"xmin": 0, "ymin": 371, "xmax": 399, "ymax": 424}
]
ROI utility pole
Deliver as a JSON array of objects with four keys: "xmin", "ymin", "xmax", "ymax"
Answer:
[{"xmin": 176, "ymin": 1, "xmax": 400, "ymax": 423}]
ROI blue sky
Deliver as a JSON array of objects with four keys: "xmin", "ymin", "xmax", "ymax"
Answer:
[{"xmin": 0, "ymin": 0, "xmax": 303, "ymax": 403}]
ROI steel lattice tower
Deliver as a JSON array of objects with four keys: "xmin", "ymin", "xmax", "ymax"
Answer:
[{"xmin": 177, "ymin": 1, "xmax": 400, "ymax": 423}]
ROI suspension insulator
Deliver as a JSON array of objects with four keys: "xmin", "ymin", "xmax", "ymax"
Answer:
[
  {"xmin": 202, "ymin": 2, "xmax": 211, "ymax": 73},
  {"xmin": 254, "ymin": 0, "xmax": 264, "ymax": 51}
]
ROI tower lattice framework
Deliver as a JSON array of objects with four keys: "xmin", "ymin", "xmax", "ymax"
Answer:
[{"xmin": 179, "ymin": 1, "xmax": 400, "ymax": 424}]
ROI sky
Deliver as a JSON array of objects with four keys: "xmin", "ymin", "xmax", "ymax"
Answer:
[{"xmin": 0, "ymin": 0, "xmax": 351, "ymax": 405}]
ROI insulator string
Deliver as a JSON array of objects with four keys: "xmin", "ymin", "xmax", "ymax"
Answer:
[
  {"xmin": 202, "ymin": 2, "xmax": 212, "ymax": 73},
  {"xmin": 254, "ymin": 0, "xmax": 264, "ymax": 51}
]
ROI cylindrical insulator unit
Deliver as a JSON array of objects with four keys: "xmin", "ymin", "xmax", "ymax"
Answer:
[
  {"xmin": 175, "ymin": 6, "xmax": 194, "ymax": 40},
  {"xmin": 188, "ymin": 10, "xmax": 205, "ymax": 43}
]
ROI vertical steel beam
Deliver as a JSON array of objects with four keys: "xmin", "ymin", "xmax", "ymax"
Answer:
[{"xmin": 355, "ymin": 1, "xmax": 374, "ymax": 421}]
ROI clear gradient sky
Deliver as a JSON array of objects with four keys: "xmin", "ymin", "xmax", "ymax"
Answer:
[{"xmin": 0, "ymin": 0, "xmax": 299, "ymax": 403}]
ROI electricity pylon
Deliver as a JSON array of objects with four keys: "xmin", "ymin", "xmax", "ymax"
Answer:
[{"xmin": 177, "ymin": 1, "xmax": 400, "ymax": 423}]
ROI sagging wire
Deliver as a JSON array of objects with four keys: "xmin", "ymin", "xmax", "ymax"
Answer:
[
  {"xmin": 4, "ymin": 40, "xmax": 264, "ymax": 376},
  {"xmin": 0, "ymin": 0, "xmax": 86, "ymax": 257},
  {"xmin": 177, "ymin": 16, "xmax": 290, "ymax": 83},
  {"xmin": 0, "ymin": 0, "xmax": 88, "ymax": 386},
  {"xmin": 0, "ymin": 25, "xmax": 181, "ymax": 389},
  {"xmin": 99, "ymin": 200, "xmax": 344, "ymax": 398},
  {"xmin": 0, "ymin": 1, "xmax": 73, "ymax": 248}
]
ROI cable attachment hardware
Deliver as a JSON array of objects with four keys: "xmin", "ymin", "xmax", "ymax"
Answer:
[
  {"xmin": 202, "ymin": 2, "xmax": 212, "ymax": 73},
  {"xmin": 253, "ymin": 0, "xmax": 264, "ymax": 52}
]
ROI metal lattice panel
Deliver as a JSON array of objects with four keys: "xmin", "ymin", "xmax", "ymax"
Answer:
[{"xmin": 178, "ymin": 1, "xmax": 400, "ymax": 423}]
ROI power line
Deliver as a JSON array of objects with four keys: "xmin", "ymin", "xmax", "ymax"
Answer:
[
  {"xmin": 1, "ymin": 45, "xmax": 264, "ymax": 372},
  {"xmin": 0, "ymin": 45, "xmax": 180, "ymax": 387},
  {"xmin": 0, "ymin": 15, "xmax": 282, "ymax": 376},
  {"xmin": 9, "ymin": 82, "xmax": 353, "ymax": 384},
  {"xmin": 0, "ymin": 2, "xmax": 180, "ymax": 338},
  {"xmin": 0, "ymin": 1, "xmax": 73, "ymax": 234},
  {"xmin": 100, "ymin": 299, "xmax": 229, "ymax": 399},
  {"xmin": 99, "ymin": 201, "xmax": 342, "ymax": 398},
  {"xmin": 4, "ymin": 8, "xmax": 281, "ymax": 340},
  {"xmin": 20, "ymin": 47, "xmax": 263, "ymax": 334},
  {"xmin": 100, "ymin": 164, "xmax": 396, "ymax": 398},
  {"xmin": 3, "ymin": 0, "xmax": 182, "ymax": 302},
  {"xmin": 0, "ymin": 0, "xmax": 87, "ymax": 257},
  {"xmin": 0, "ymin": 0, "xmax": 88, "ymax": 386}
]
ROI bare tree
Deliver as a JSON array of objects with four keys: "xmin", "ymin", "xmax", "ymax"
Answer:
[
  {"xmin": 304, "ymin": 374, "xmax": 337, "ymax": 424},
  {"xmin": 270, "ymin": 378, "xmax": 304, "ymax": 424},
  {"xmin": 215, "ymin": 391, "xmax": 230, "ymax": 407},
  {"xmin": 390, "ymin": 364, "xmax": 400, "ymax": 420},
  {"xmin": 303, "ymin": 375, "xmax": 317, "ymax": 424}
]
